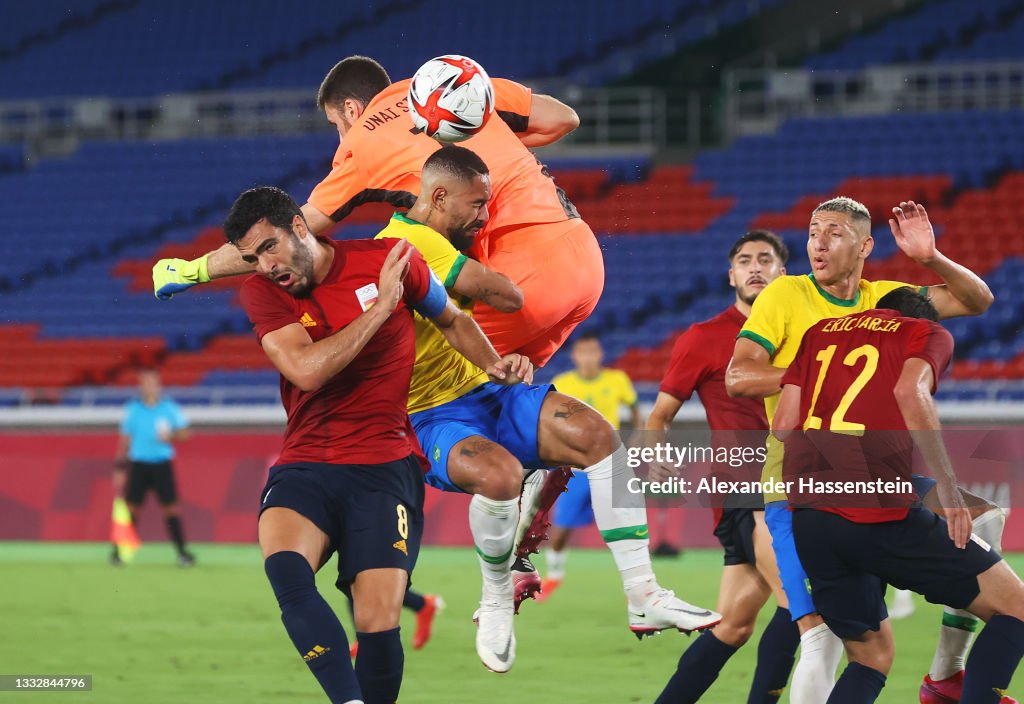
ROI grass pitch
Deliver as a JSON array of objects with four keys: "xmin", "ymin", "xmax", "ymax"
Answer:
[{"xmin": 1, "ymin": 542, "xmax": 1021, "ymax": 703}]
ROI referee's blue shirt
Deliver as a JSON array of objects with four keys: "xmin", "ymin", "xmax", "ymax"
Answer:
[{"xmin": 121, "ymin": 399, "xmax": 188, "ymax": 463}]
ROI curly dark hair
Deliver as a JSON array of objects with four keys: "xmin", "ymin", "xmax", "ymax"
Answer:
[{"xmin": 223, "ymin": 186, "xmax": 304, "ymax": 244}]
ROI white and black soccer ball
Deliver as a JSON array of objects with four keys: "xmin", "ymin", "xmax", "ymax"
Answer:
[{"xmin": 407, "ymin": 55, "xmax": 494, "ymax": 143}]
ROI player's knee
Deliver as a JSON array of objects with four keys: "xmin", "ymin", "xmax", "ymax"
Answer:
[
  {"xmin": 972, "ymin": 561, "xmax": 1024, "ymax": 621},
  {"xmin": 714, "ymin": 619, "xmax": 756, "ymax": 647},
  {"xmin": 473, "ymin": 460, "xmax": 524, "ymax": 501},
  {"xmin": 847, "ymin": 636, "xmax": 894, "ymax": 675},
  {"xmin": 264, "ymin": 550, "xmax": 316, "ymax": 609},
  {"xmin": 568, "ymin": 411, "xmax": 619, "ymax": 464},
  {"xmin": 353, "ymin": 597, "xmax": 402, "ymax": 633},
  {"xmin": 849, "ymin": 649, "xmax": 893, "ymax": 676}
]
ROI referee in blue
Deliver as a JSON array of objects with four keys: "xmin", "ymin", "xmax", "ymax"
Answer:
[{"xmin": 113, "ymin": 368, "xmax": 194, "ymax": 566}]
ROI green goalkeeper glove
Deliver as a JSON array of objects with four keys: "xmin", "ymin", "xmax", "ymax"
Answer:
[{"xmin": 153, "ymin": 255, "xmax": 210, "ymax": 300}]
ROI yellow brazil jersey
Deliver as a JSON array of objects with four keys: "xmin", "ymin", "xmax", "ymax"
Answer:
[
  {"xmin": 552, "ymin": 369, "xmax": 636, "ymax": 431},
  {"xmin": 738, "ymin": 274, "xmax": 918, "ymax": 500},
  {"xmin": 375, "ymin": 213, "xmax": 488, "ymax": 414}
]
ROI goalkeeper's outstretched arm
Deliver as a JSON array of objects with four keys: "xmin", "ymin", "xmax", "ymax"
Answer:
[{"xmin": 152, "ymin": 202, "xmax": 333, "ymax": 299}]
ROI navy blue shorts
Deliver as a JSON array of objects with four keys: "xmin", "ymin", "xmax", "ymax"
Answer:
[
  {"xmin": 258, "ymin": 455, "xmax": 425, "ymax": 593},
  {"xmin": 410, "ymin": 382, "xmax": 554, "ymax": 493},
  {"xmin": 765, "ymin": 474, "xmax": 940, "ymax": 622},
  {"xmin": 715, "ymin": 507, "xmax": 760, "ymax": 567},
  {"xmin": 792, "ymin": 506, "xmax": 1002, "ymax": 639}
]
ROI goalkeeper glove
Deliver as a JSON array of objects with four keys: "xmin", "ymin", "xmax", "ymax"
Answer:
[{"xmin": 153, "ymin": 255, "xmax": 210, "ymax": 300}]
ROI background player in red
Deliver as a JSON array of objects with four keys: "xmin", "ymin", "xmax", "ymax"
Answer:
[
  {"xmin": 774, "ymin": 288, "xmax": 1024, "ymax": 704},
  {"xmin": 154, "ymin": 55, "xmax": 601, "ymax": 368},
  {"xmin": 648, "ymin": 231, "xmax": 800, "ymax": 704},
  {"xmin": 228, "ymin": 186, "xmax": 531, "ymax": 703}
]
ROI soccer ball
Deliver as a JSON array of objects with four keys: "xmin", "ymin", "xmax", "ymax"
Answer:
[{"xmin": 408, "ymin": 55, "xmax": 494, "ymax": 143}]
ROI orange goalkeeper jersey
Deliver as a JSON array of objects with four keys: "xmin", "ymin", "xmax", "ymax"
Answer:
[{"xmin": 307, "ymin": 78, "xmax": 579, "ymax": 243}]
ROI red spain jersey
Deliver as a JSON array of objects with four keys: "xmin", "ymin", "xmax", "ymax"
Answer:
[
  {"xmin": 239, "ymin": 238, "xmax": 435, "ymax": 467},
  {"xmin": 661, "ymin": 306, "xmax": 769, "ymax": 433},
  {"xmin": 307, "ymin": 78, "xmax": 578, "ymax": 256},
  {"xmin": 660, "ymin": 306, "xmax": 769, "ymax": 527},
  {"xmin": 780, "ymin": 309, "xmax": 953, "ymax": 522}
]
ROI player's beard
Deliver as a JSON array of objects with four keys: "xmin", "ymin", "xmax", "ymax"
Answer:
[
  {"xmin": 450, "ymin": 220, "xmax": 484, "ymax": 252},
  {"xmin": 738, "ymin": 279, "xmax": 767, "ymax": 306},
  {"xmin": 285, "ymin": 235, "xmax": 315, "ymax": 298}
]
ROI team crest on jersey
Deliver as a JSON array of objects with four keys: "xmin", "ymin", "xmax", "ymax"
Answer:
[
  {"xmin": 433, "ymin": 446, "xmax": 441, "ymax": 461},
  {"xmin": 356, "ymin": 283, "xmax": 379, "ymax": 312}
]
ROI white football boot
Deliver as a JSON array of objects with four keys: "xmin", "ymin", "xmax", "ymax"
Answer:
[
  {"xmin": 628, "ymin": 581, "xmax": 722, "ymax": 638},
  {"xmin": 473, "ymin": 585, "xmax": 516, "ymax": 672}
]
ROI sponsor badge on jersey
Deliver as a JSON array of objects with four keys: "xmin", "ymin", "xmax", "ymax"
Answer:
[{"xmin": 355, "ymin": 283, "xmax": 379, "ymax": 312}]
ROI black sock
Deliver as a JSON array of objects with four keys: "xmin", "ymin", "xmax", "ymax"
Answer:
[
  {"xmin": 654, "ymin": 630, "xmax": 738, "ymax": 704},
  {"xmin": 264, "ymin": 551, "xmax": 360, "ymax": 704},
  {"xmin": 355, "ymin": 627, "xmax": 404, "ymax": 704},
  {"xmin": 963, "ymin": 614, "xmax": 1024, "ymax": 703},
  {"xmin": 403, "ymin": 590, "xmax": 426, "ymax": 612},
  {"xmin": 828, "ymin": 662, "xmax": 886, "ymax": 703},
  {"xmin": 165, "ymin": 515, "xmax": 186, "ymax": 555},
  {"xmin": 748, "ymin": 607, "xmax": 800, "ymax": 703}
]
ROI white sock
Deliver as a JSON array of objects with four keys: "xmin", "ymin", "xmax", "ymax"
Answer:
[
  {"xmin": 513, "ymin": 469, "xmax": 544, "ymax": 550},
  {"xmin": 929, "ymin": 608, "xmax": 977, "ymax": 680},
  {"xmin": 790, "ymin": 623, "xmax": 841, "ymax": 704},
  {"xmin": 584, "ymin": 444, "xmax": 653, "ymax": 589},
  {"xmin": 545, "ymin": 549, "xmax": 567, "ymax": 580},
  {"xmin": 468, "ymin": 494, "xmax": 518, "ymax": 595}
]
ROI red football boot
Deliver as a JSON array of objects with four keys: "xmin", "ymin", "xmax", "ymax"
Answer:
[
  {"xmin": 412, "ymin": 594, "xmax": 444, "ymax": 650},
  {"xmin": 516, "ymin": 467, "xmax": 573, "ymax": 558},
  {"xmin": 512, "ymin": 556, "xmax": 542, "ymax": 613}
]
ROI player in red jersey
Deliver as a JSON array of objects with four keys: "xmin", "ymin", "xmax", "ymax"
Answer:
[
  {"xmin": 649, "ymin": 231, "xmax": 801, "ymax": 703},
  {"xmin": 154, "ymin": 55, "xmax": 601, "ymax": 368},
  {"xmin": 727, "ymin": 198, "xmax": 1004, "ymax": 704},
  {"xmin": 774, "ymin": 287, "xmax": 1024, "ymax": 704},
  {"xmin": 227, "ymin": 186, "xmax": 531, "ymax": 704}
]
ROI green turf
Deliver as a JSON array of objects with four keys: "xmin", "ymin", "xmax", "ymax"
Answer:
[{"xmin": 1, "ymin": 542, "xmax": 1021, "ymax": 703}]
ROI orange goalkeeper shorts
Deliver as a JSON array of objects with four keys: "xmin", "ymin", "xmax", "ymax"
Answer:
[{"xmin": 470, "ymin": 219, "xmax": 604, "ymax": 367}]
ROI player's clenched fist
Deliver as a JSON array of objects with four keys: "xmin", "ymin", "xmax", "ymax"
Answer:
[
  {"xmin": 486, "ymin": 354, "xmax": 534, "ymax": 385},
  {"xmin": 377, "ymin": 240, "xmax": 414, "ymax": 314},
  {"xmin": 152, "ymin": 255, "xmax": 211, "ymax": 300}
]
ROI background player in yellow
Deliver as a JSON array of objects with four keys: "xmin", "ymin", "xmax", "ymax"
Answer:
[
  {"xmin": 726, "ymin": 196, "xmax": 999, "ymax": 704},
  {"xmin": 536, "ymin": 332, "xmax": 641, "ymax": 600}
]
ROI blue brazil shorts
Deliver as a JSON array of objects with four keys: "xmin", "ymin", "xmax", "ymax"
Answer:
[{"xmin": 410, "ymin": 382, "xmax": 554, "ymax": 493}]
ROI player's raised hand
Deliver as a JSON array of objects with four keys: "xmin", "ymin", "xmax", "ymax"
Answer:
[
  {"xmin": 889, "ymin": 200, "xmax": 937, "ymax": 264},
  {"xmin": 486, "ymin": 354, "xmax": 534, "ymax": 385},
  {"xmin": 377, "ymin": 239, "xmax": 413, "ymax": 314}
]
